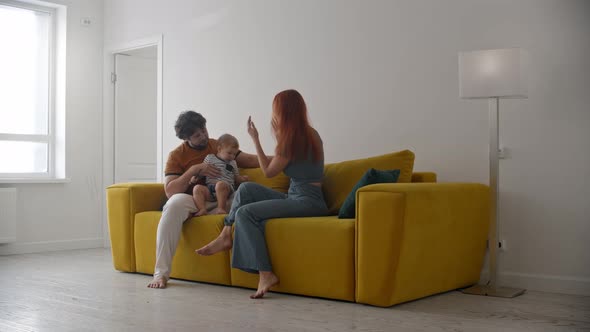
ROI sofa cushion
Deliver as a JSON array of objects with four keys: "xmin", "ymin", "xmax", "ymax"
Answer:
[
  {"xmin": 239, "ymin": 168, "xmax": 290, "ymax": 193},
  {"xmin": 231, "ymin": 216, "xmax": 355, "ymax": 302},
  {"xmin": 338, "ymin": 168, "xmax": 400, "ymax": 219},
  {"xmin": 323, "ymin": 150, "xmax": 415, "ymax": 214}
]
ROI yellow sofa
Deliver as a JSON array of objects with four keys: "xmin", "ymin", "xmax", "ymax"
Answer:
[{"xmin": 106, "ymin": 150, "xmax": 490, "ymax": 307}]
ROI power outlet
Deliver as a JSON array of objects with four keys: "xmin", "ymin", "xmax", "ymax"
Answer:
[
  {"xmin": 80, "ymin": 17, "xmax": 92, "ymax": 27},
  {"xmin": 486, "ymin": 239, "xmax": 507, "ymax": 251},
  {"xmin": 498, "ymin": 146, "xmax": 511, "ymax": 159}
]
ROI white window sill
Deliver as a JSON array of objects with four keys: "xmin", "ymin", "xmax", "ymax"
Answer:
[{"xmin": 0, "ymin": 178, "xmax": 71, "ymax": 184}]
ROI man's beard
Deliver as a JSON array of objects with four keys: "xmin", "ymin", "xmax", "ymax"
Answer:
[{"xmin": 188, "ymin": 140, "xmax": 208, "ymax": 150}]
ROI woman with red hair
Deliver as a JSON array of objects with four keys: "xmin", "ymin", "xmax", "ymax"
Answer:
[{"xmin": 196, "ymin": 89, "xmax": 328, "ymax": 298}]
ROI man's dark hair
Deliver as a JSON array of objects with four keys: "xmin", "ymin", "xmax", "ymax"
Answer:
[{"xmin": 175, "ymin": 111, "xmax": 206, "ymax": 140}]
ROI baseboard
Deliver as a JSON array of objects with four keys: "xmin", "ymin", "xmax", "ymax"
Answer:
[
  {"xmin": 0, "ymin": 237, "xmax": 16, "ymax": 244},
  {"xmin": 0, "ymin": 237, "xmax": 104, "ymax": 255},
  {"xmin": 479, "ymin": 270, "xmax": 590, "ymax": 296}
]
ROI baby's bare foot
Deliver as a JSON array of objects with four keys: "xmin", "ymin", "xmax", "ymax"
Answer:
[
  {"xmin": 210, "ymin": 208, "xmax": 228, "ymax": 215},
  {"xmin": 195, "ymin": 209, "xmax": 208, "ymax": 217}
]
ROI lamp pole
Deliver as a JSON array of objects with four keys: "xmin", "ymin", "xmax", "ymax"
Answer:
[
  {"xmin": 489, "ymin": 97, "xmax": 499, "ymax": 289},
  {"xmin": 462, "ymin": 97, "xmax": 525, "ymax": 297}
]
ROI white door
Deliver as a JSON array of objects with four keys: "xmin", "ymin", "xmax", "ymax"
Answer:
[{"xmin": 114, "ymin": 49, "xmax": 157, "ymax": 183}]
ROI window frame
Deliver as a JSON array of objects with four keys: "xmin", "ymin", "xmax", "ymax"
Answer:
[{"xmin": 0, "ymin": 0, "xmax": 58, "ymax": 180}]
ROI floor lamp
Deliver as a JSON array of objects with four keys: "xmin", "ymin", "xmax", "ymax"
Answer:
[{"xmin": 458, "ymin": 48, "xmax": 528, "ymax": 297}]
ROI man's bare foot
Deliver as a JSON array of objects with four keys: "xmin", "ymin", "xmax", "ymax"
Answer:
[
  {"xmin": 210, "ymin": 207, "xmax": 227, "ymax": 215},
  {"xmin": 195, "ymin": 234, "xmax": 232, "ymax": 256},
  {"xmin": 195, "ymin": 209, "xmax": 208, "ymax": 217},
  {"xmin": 250, "ymin": 272, "xmax": 279, "ymax": 299},
  {"xmin": 147, "ymin": 277, "xmax": 167, "ymax": 289}
]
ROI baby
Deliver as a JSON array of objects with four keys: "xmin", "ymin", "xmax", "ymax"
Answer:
[{"xmin": 190, "ymin": 133, "xmax": 248, "ymax": 216}]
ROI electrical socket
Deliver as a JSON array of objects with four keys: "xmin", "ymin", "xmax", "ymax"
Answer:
[
  {"xmin": 498, "ymin": 146, "xmax": 512, "ymax": 159},
  {"xmin": 485, "ymin": 240, "xmax": 507, "ymax": 251},
  {"xmin": 498, "ymin": 239, "xmax": 507, "ymax": 251},
  {"xmin": 81, "ymin": 17, "xmax": 92, "ymax": 26}
]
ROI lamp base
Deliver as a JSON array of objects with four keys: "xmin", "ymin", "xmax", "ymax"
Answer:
[{"xmin": 461, "ymin": 284, "xmax": 526, "ymax": 298}]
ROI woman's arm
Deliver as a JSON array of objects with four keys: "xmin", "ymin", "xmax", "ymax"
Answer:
[
  {"xmin": 253, "ymin": 139, "xmax": 289, "ymax": 178},
  {"xmin": 248, "ymin": 116, "xmax": 289, "ymax": 178}
]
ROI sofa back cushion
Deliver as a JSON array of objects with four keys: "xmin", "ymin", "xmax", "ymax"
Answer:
[
  {"xmin": 322, "ymin": 150, "xmax": 415, "ymax": 214},
  {"xmin": 239, "ymin": 168, "xmax": 291, "ymax": 193}
]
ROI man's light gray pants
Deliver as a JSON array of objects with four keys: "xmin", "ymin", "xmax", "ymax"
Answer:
[{"xmin": 153, "ymin": 194, "xmax": 227, "ymax": 280}]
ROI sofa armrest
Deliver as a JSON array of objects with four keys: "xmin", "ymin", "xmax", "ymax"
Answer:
[
  {"xmin": 355, "ymin": 183, "xmax": 490, "ymax": 307},
  {"xmin": 106, "ymin": 183, "xmax": 166, "ymax": 272}
]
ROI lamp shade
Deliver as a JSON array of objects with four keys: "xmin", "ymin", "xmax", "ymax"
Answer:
[{"xmin": 459, "ymin": 48, "xmax": 528, "ymax": 99}]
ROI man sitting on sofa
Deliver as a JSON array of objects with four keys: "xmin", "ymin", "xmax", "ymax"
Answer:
[{"xmin": 148, "ymin": 110, "xmax": 260, "ymax": 289}]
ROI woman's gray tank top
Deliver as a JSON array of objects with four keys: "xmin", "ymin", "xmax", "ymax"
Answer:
[{"xmin": 283, "ymin": 132, "xmax": 324, "ymax": 186}]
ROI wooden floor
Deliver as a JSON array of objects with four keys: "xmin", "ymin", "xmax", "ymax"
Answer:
[{"xmin": 0, "ymin": 249, "xmax": 588, "ymax": 331}]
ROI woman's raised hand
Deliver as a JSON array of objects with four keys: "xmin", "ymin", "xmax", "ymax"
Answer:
[{"xmin": 247, "ymin": 116, "xmax": 259, "ymax": 141}]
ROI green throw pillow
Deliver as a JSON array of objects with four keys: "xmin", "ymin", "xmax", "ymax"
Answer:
[{"xmin": 337, "ymin": 168, "xmax": 400, "ymax": 219}]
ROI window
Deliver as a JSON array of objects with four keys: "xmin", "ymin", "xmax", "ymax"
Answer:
[{"xmin": 0, "ymin": 0, "xmax": 66, "ymax": 180}]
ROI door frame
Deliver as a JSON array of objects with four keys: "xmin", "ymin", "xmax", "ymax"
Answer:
[{"xmin": 102, "ymin": 34, "xmax": 163, "ymax": 247}]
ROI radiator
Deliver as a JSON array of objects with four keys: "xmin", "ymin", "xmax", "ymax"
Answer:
[{"xmin": 0, "ymin": 188, "xmax": 17, "ymax": 243}]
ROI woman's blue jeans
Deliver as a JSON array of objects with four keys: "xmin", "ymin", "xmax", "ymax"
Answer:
[{"xmin": 223, "ymin": 182, "xmax": 328, "ymax": 273}]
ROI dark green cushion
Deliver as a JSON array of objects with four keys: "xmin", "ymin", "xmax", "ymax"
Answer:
[{"xmin": 337, "ymin": 168, "xmax": 400, "ymax": 219}]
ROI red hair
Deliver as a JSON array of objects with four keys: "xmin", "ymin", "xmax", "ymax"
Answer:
[{"xmin": 272, "ymin": 90, "xmax": 321, "ymax": 161}]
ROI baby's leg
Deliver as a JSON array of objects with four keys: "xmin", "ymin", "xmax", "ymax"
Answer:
[
  {"xmin": 193, "ymin": 185, "xmax": 210, "ymax": 216},
  {"xmin": 211, "ymin": 181, "xmax": 231, "ymax": 214}
]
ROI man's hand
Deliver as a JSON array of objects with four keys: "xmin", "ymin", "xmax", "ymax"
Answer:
[
  {"xmin": 193, "ymin": 163, "xmax": 222, "ymax": 178},
  {"xmin": 165, "ymin": 163, "xmax": 222, "ymax": 198},
  {"xmin": 236, "ymin": 175, "xmax": 249, "ymax": 184}
]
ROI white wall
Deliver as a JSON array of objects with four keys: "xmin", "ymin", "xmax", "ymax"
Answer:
[
  {"xmin": 102, "ymin": 0, "xmax": 590, "ymax": 294},
  {"xmin": 0, "ymin": 0, "xmax": 104, "ymax": 254}
]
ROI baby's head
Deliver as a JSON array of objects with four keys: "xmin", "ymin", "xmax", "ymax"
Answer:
[{"xmin": 217, "ymin": 134, "xmax": 240, "ymax": 162}]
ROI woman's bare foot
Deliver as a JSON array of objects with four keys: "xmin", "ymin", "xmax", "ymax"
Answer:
[
  {"xmin": 195, "ymin": 234, "xmax": 232, "ymax": 256},
  {"xmin": 147, "ymin": 277, "xmax": 167, "ymax": 289},
  {"xmin": 250, "ymin": 272, "xmax": 279, "ymax": 299},
  {"xmin": 210, "ymin": 207, "xmax": 227, "ymax": 215}
]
